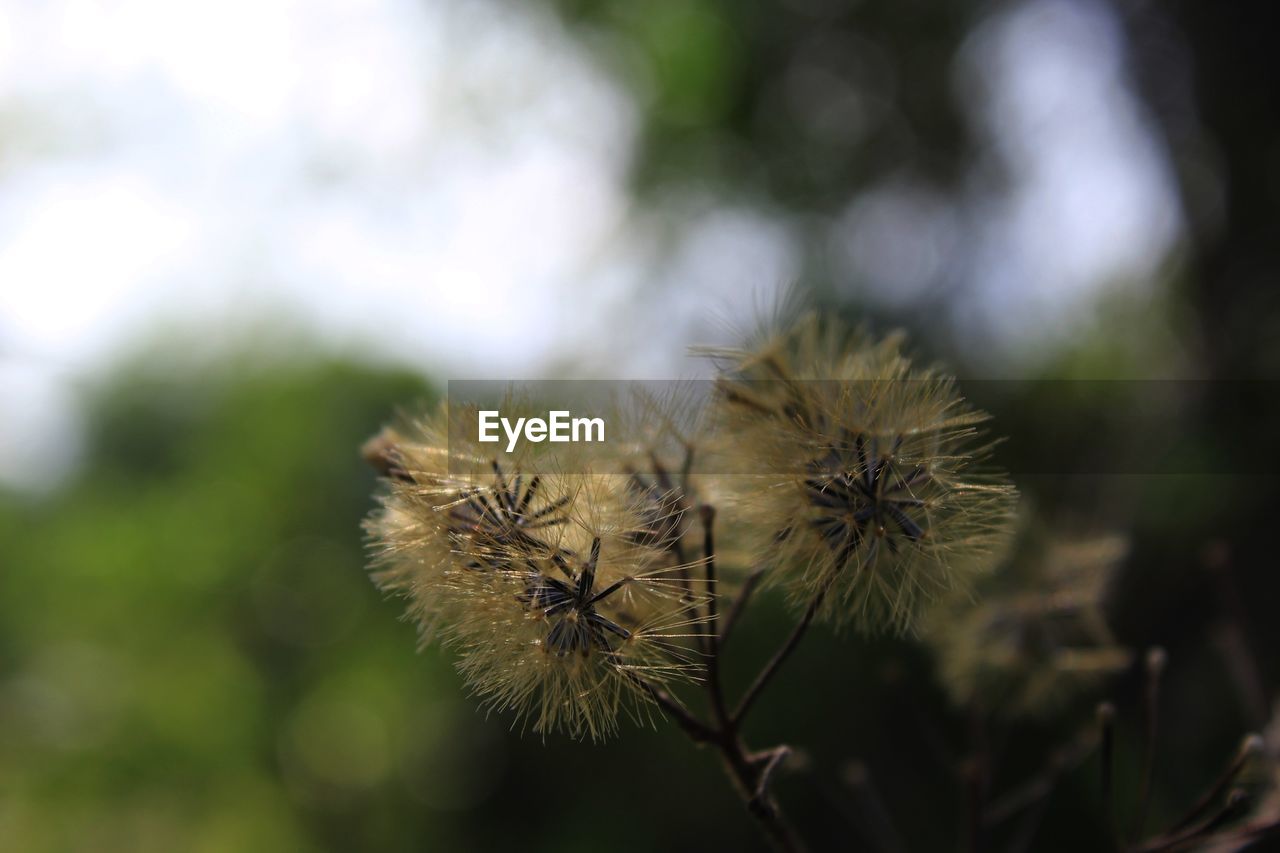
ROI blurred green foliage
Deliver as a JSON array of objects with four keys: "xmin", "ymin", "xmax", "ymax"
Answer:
[
  {"xmin": 0, "ymin": 360, "xmax": 446, "ymax": 850},
  {"xmin": 554, "ymin": 0, "xmax": 970, "ymax": 209}
]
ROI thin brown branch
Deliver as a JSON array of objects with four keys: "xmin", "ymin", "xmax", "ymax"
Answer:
[
  {"xmin": 642, "ymin": 678, "xmax": 808, "ymax": 851},
  {"xmin": 700, "ymin": 505, "xmax": 732, "ymax": 730},
  {"xmin": 1167, "ymin": 733, "xmax": 1263, "ymax": 833},
  {"xmin": 750, "ymin": 745, "xmax": 794, "ymax": 803},
  {"xmin": 638, "ymin": 677, "xmax": 716, "ymax": 743},
  {"xmin": 646, "ymin": 507, "xmax": 810, "ymax": 852},
  {"xmin": 1132, "ymin": 647, "xmax": 1167, "ymax": 842},
  {"xmin": 721, "ymin": 737, "xmax": 809, "ymax": 853},
  {"xmin": 733, "ymin": 574, "xmax": 833, "ymax": 726},
  {"xmin": 1198, "ymin": 817, "xmax": 1280, "ymax": 849},
  {"xmin": 984, "ymin": 725, "xmax": 1097, "ymax": 826},
  {"xmin": 1134, "ymin": 789, "xmax": 1250, "ymax": 853},
  {"xmin": 720, "ymin": 566, "xmax": 767, "ymax": 652},
  {"xmin": 1099, "ymin": 701, "xmax": 1118, "ymax": 851}
]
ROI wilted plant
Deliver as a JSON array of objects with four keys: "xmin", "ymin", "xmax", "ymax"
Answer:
[{"xmin": 361, "ymin": 313, "xmax": 1274, "ymax": 851}]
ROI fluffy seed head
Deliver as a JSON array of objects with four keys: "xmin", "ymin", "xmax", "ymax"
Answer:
[
  {"xmin": 703, "ymin": 314, "xmax": 1017, "ymax": 634},
  {"xmin": 922, "ymin": 527, "xmax": 1132, "ymax": 717},
  {"xmin": 364, "ymin": 395, "xmax": 609, "ymax": 634},
  {"xmin": 365, "ymin": 402, "xmax": 705, "ymax": 739},
  {"xmin": 445, "ymin": 507, "xmax": 706, "ymax": 740}
]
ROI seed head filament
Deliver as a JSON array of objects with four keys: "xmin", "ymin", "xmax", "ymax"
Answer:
[
  {"xmin": 805, "ymin": 431, "xmax": 932, "ymax": 567},
  {"xmin": 518, "ymin": 538, "xmax": 635, "ymax": 658},
  {"xmin": 449, "ymin": 461, "xmax": 573, "ymax": 568}
]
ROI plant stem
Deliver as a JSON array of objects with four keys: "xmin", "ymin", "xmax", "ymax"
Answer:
[
  {"xmin": 701, "ymin": 506, "xmax": 731, "ymax": 729},
  {"xmin": 638, "ymin": 679, "xmax": 716, "ymax": 743},
  {"xmin": 1132, "ymin": 647, "xmax": 1166, "ymax": 842},
  {"xmin": 733, "ymin": 577, "xmax": 831, "ymax": 726},
  {"xmin": 1168, "ymin": 733, "xmax": 1261, "ymax": 833},
  {"xmin": 699, "ymin": 507, "xmax": 806, "ymax": 850},
  {"xmin": 645, "ymin": 507, "xmax": 830, "ymax": 853},
  {"xmin": 1098, "ymin": 702, "xmax": 1117, "ymax": 851},
  {"xmin": 720, "ymin": 567, "xmax": 766, "ymax": 651},
  {"xmin": 715, "ymin": 734, "xmax": 808, "ymax": 853}
]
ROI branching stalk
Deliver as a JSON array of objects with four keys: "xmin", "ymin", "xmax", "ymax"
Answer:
[
  {"xmin": 644, "ymin": 506, "xmax": 828, "ymax": 853},
  {"xmin": 733, "ymin": 574, "xmax": 833, "ymax": 726}
]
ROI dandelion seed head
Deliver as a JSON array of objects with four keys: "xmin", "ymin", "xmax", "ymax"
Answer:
[
  {"xmin": 705, "ymin": 314, "xmax": 1018, "ymax": 634},
  {"xmin": 363, "ymin": 394, "xmax": 595, "ymax": 636},
  {"xmin": 365, "ymin": 405, "xmax": 706, "ymax": 739},
  {"xmin": 442, "ymin": 501, "xmax": 708, "ymax": 741}
]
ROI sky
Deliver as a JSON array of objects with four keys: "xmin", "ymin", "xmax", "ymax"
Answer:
[{"xmin": 0, "ymin": 0, "xmax": 1182, "ymax": 493}]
